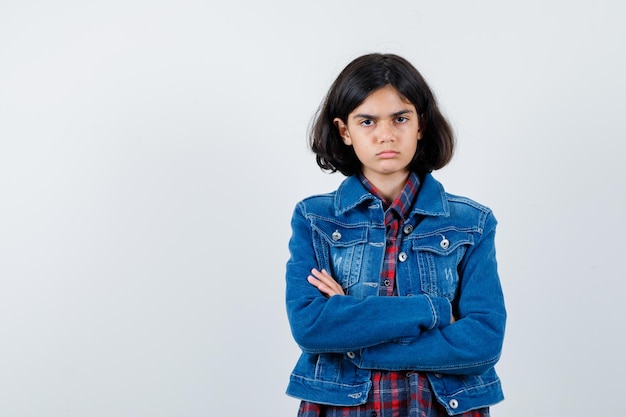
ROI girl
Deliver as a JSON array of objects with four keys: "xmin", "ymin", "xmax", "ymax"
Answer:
[{"xmin": 285, "ymin": 53, "xmax": 506, "ymax": 417}]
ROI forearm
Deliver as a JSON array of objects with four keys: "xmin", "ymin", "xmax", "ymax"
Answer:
[
  {"xmin": 348, "ymin": 308, "xmax": 506, "ymax": 375},
  {"xmin": 287, "ymin": 276, "xmax": 452, "ymax": 353}
]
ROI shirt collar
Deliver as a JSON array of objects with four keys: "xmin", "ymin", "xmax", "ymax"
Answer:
[{"xmin": 359, "ymin": 172, "xmax": 420, "ymax": 220}]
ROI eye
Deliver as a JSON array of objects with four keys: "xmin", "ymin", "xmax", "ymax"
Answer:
[
  {"xmin": 359, "ymin": 119, "xmax": 374, "ymax": 127},
  {"xmin": 395, "ymin": 116, "xmax": 408, "ymax": 123}
]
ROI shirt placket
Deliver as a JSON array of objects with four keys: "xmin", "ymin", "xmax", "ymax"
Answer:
[{"xmin": 380, "ymin": 211, "xmax": 402, "ymax": 297}]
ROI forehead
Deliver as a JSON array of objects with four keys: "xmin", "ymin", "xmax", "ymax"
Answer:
[{"xmin": 352, "ymin": 85, "xmax": 415, "ymax": 114}]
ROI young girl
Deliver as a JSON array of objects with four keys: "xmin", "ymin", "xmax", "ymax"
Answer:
[{"xmin": 285, "ymin": 53, "xmax": 506, "ymax": 417}]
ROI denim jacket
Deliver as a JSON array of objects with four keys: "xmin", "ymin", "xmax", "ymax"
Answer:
[{"xmin": 285, "ymin": 173, "xmax": 506, "ymax": 415}]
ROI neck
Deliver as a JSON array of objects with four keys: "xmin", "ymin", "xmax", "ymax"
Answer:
[{"xmin": 365, "ymin": 172, "xmax": 410, "ymax": 203}]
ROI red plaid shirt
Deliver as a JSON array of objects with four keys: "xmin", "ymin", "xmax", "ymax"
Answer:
[{"xmin": 297, "ymin": 173, "xmax": 489, "ymax": 417}]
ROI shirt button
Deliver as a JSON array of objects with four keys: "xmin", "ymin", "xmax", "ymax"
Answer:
[
  {"xmin": 383, "ymin": 279, "xmax": 391, "ymax": 287},
  {"xmin": 398, "ymin": 252, "xmax": 408, "ymax": 262},
  {"xmin": 346, "ymin": 351, "xmax": 356, "ymax": 359},
  {"xmin": 449, "ymin": 399, "xmax": 459, "ymax": 409},
  {"xmin": 403, "ymin": 224, "xmax": 413, "ymax": 235}
]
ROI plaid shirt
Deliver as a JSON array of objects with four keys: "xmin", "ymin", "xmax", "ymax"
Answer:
[{"xmin": 297, "ymin": 173, "xmax": 489, "ymax": 417}]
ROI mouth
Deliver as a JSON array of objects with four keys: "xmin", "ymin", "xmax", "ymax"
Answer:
[{"xmin": 377, "ymin": 150, "xmax": 399, "ymax": 158}]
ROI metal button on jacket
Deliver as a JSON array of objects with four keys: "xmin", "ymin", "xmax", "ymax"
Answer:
[
  {"xmin": 440, "ymin": 236, "xmax": 450, "ymax": 249},
  {"xmin": 346, "ymin": 351, "xmax": 356, "ymax": 359},
  {"xmin": 403, "ymin": 224, "xmax": 413, "ymax": 235},
  {"xmin": 449, "ymin": 399, "xmax": 459, "ymax": 409},
  {"xmin": 398, "ymin": 252, "xmax": 408, "ymax": 262},
  {"xmin": 332, "ymin": 230, "xmax": 342, "ymax": 241}
]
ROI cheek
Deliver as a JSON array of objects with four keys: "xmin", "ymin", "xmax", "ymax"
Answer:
[
  {"xmin": 354, "ymin": 143, "xmax": 371, "ymax": 155},
  {"xmin": 350, "ymin": 145, "xmax": 370, "ymax": 163}
]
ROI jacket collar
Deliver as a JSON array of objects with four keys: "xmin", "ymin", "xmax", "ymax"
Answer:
[{"xmin": 334, "ymin": 173, "xmax": 449, "ymax": 217}]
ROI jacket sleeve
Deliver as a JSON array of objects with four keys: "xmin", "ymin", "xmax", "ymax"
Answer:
[
  {"xmin": 286, "ymin": 202, "xmax": 453, "ymax": 354},
  {"xmin": 349, "ymin": 213, "xmax": 506, "ymax": 375}
]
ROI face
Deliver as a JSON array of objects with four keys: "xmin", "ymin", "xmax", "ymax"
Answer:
[{"xmin": 334, "ymin": 85, "xmax": 422, "ymax": 184}]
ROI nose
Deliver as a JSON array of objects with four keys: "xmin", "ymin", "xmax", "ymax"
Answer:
[{"xmin": 377, "ymin": 121, "xmax": 395, "ymax": 142}]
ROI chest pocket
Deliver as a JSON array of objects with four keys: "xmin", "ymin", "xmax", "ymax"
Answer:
[
  {"xmin": 411, "ymin": 229, "xmax": 474, "ymax": 301},
  {"xmin": 311, "ymin": 219, "xmax": 369, "ymax": 291}
]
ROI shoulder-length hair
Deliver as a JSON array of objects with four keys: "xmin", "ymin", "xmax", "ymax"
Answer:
[{"xmin": 309, "ymin": 53, "xmax": 455, "ymax": 176}]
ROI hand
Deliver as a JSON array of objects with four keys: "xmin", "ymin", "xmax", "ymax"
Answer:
[{"xmin": 307, "ymin": 268, "xmax": 345, "ymax": 297}]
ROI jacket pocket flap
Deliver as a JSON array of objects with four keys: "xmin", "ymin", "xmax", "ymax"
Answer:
[
  {"xmin": 311, "ymin": 219, "xmax": 369, "ymax": 247},
  {"xmin": 412, "ymin": 229, "xmax": 474, "ymax": 255}
]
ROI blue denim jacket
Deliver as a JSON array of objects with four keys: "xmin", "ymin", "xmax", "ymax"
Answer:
[{"xmin": 285, "ymin": 173, "xmax": 506, "ymax": 415}]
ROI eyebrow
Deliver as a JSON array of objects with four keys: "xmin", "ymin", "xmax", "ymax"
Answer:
[{"xmin": 352, "ymin": 109, "xmax": 415, "ymax": 119}]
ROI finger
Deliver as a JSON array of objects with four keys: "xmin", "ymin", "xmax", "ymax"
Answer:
[
  {"xmin": 312, "ymin": 269, "xmax": 338, "ymax": 290},
  {"xmin": 307, "ymin": 275, "xmax": 336, "ymax": 296},
  {"xmin": 307, "ymin": 275, "xmax": 323, "ymax": 289},
  {"xmin": 308, "ymin": 271, "xmax": 343, "ymax": 296},
  {"xmin": 312, "ymin": 269, "xmax": 344, "ymax": 295}
]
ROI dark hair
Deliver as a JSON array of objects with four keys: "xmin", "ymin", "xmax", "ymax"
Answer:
[{"xmin": 309, "ymin": 53, "xmax": 455, "ymax": 176}]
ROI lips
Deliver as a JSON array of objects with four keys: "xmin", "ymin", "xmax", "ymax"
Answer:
[{"xmin": 377, "ymin": 150, "xmax": 398, "ymax": 158}]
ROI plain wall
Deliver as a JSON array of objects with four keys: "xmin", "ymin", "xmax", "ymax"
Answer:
[{"xmin": 1, "ymin": 1, "xmax": 624, "ymax": 416}]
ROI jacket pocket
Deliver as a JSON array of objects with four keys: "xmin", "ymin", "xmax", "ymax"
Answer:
[
  {"xmin": 411, "ymin": 229, "xmax": 474, "ymax": 301},
  {"xmin": 427, "ymin": 368, "xmax": 503, "ymax": 414},
  {"xmin": 311, "ymin": 218, "xmax": 369, "ymax": 291}
]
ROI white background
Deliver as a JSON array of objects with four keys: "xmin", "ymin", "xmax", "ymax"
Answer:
[{"xmin": 1, "ymin": 1, "xmax": 624, "ymax": 416}]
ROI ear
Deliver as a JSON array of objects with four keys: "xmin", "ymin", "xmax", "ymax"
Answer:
[
  {"xmin": 417, "ymin": 115, "xmax": 423, "ymax": 140},
  {"xmin": 334, "ymin": 118, "xmax": 352, "ymax": 145}
]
